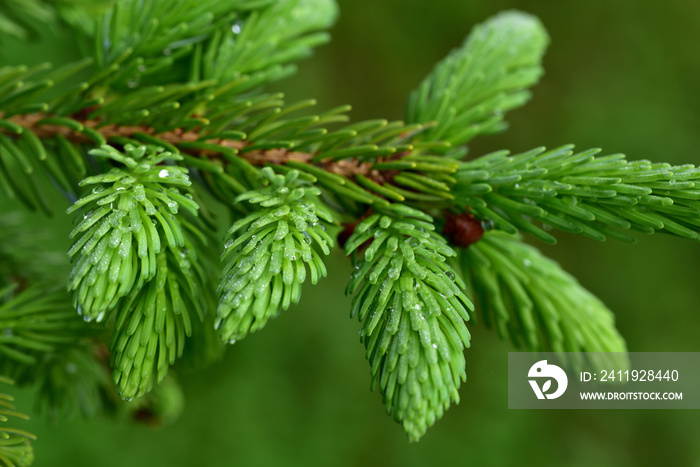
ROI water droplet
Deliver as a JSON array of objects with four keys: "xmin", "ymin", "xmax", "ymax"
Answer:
[
  {"xmin": 92, "ymin": 186, "xmax": 105, "ymax": 194},
  {"xmin": 432, "ymin": 343, "xmax": 438, "ymax": 349},
  {"xmin": 445, "ymin": 271, "xmax": 455, "ymax": 280},
  {"xmin": 523, "ymin": 259, "xmax": 531, "ymax": 267},
  {"xmin": 228, "ymin": 338, "xmax": 237, "ymax": 345},
  {"xmin": 232, "ymin": 22, "xmax": 243, "ymax": 34},
  {"xmin": 118, "ymin": 241, "xmax": 130, "ymax": 258},
  {"xmin": 225, "ymin": 239, "xmax": 234, "ymax": 249},
  {"xmin": 158, "ymin": 169, "xmax": 170, "ymax": 178}
]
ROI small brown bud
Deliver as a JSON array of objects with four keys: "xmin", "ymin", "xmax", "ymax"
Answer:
[{"xmin": 443, "ymin": 212, "xmax": 484, "ymax": 247}]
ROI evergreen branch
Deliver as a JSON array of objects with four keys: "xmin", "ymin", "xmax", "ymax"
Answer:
[
  {"xmin": 217, "ymin": 166, "xmax": 334, "ymax": 343},
  {"xmin": 65, "ymin": 144, "xmax": 214, "ymax": 400},
  {"xmin": 2, "ymin": 110, "xmax": 416, "ymax": 180},
  {"xmin": 407, "ymin": 11, "xmax": 548, "ymax": 148},
  {"xmin": 66, "ymin": 144, "xmax": 198, "ymax": 321},
  {"xmin": 94, "ymin": 0, "xmax": 263, "ymax": 70},
  {"xmin": 1, "ymin": 104, "xmax": 444, "ymax": 220},
  {"xmin": 458, "ymin": 231, "xmax": 627, "ymax": 370},
  {"xmin": 91, "ymin": 0, "xmax": 335, "ymax": 94},
  {"xmin": 2, "ymin": 2, "xmax": 697, "ymax": 449},
  {"xmin": 455, "ymin": 145, "xmax": 700, "ymax": 244},
  {"xmin": 344, "ymin": 204, "xmax": 473, "ymax": 441},
  {"xmin": 201, "ymin": 0, "xmax": 337, "ymax": 83},
  {"xmin": 0, "ymin": 377, "xmax": 35, "ymax": 467}
]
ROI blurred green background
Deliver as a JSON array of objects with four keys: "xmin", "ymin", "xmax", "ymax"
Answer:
[{"xmin": 6, "ymin": 1, "xmax": 700, "ymax": 466}]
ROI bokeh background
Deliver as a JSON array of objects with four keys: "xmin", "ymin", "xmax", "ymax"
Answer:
[{"xmin": 6, "ymin": 0, "xmax": 700, "ymax": 466}]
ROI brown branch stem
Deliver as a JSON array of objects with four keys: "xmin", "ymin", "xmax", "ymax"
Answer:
[{"xmin": 5, "ymin": 113, "xmax": 380, "ymax": 179}]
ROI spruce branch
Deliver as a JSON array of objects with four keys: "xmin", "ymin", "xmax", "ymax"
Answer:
[
  {"xmin": 66, "ymin": 144, "xmax": 214, "ymax": 399},
  {"xmin": 66, "ymin": 144, "xmax": 199, "ymax": 321},
  {"xmin": 92, "ymin": 0, "xmax": 336, "ymax": 100},
  {"xmin": 454, "ymin": 145, "xmax": 700, "ymax": 244},
  {"xmin": 0, "ymin": 110, "xmax": 385, "ymax": 179},
  {"xmin": 217, "ymin": 166, "xmax": 334, "ymax": 343},
  {"xmin": 94, "ymin": 0, "xmax": 280, "ymax": 72},
  {"xmin": 407, "ymin": 11, "xmax": 548, "ymax": 148},
  {"xmin": 1, "ymin": 0, "xmax": 699, "ymax": 451},
  {"xmin": 200, "ymin": 0, "xmax": 337, "ymax": 83},
  {"xmin": 345, "ymin": 204, "xmax": 473, "ymax": 441}
]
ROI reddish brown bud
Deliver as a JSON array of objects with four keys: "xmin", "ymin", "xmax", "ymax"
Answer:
[{"xmin": 443, "ymin": 212, "xmax": 484, "ymax": 247}]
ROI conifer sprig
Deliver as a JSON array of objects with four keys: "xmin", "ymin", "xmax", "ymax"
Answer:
[
  {"xmin": 217, "ymin": 166, "xmax": 334, "ymax": 343},
  {"xmin": 66, "ymin": 144, "xmax": 213, "ymax": 399},
  {"xmin": 67, "ymin": 144, "xmax": 198, "ymax": 322},
  {"xmin": 454, "ymin": 146, "xmax": 700, "ymax": 244},
  {"xmin": 345, "ymin": 204, "xmax": 473, "ymax": 441},
  {"xmin": 1, "ymin": 0, "xmax": 698, "ymax": 450},
  {"xmin": 407, "ymin": 11, "xmax": 548, "ymax": 148}
]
